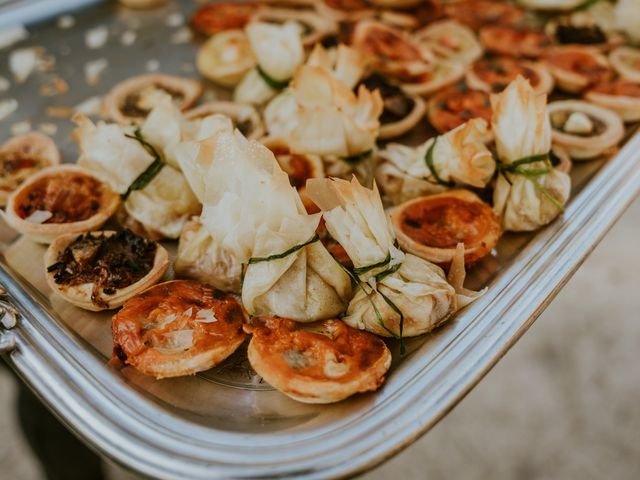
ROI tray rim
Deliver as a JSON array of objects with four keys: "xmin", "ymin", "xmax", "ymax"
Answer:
[{"xmin": 1, "ymin": 1, "xmax": 640, "ymax": 478}]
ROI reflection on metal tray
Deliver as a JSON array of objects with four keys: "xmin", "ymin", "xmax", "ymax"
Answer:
[{"xmin": 0, "ymin": 1, "xmax": 639, "ymax": 479}]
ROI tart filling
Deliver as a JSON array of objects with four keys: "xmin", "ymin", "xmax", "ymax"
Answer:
[
  {"xmin": 112, "ymin": 280, "xmax": 247, "ymax": 379},
  {"xmin": 548, "ymin": 100, "xmax": 625, "ymax": 160},
  {"xmin": 45, "ymin": 230, "xmax": 168, "ymax": 311},
  {"xmin": 244, "ymin": 317, "xmax": 391, "ymax": 404},
  {"xmin": 191, "ymin": 1, "xmax": 258, "ymax": 36},
  {"xmin": 443, "ymin": 1, "xmax": 524, "ymax": 30},
  {"xmin": 0, "ymin": 132, "xmax": 60, "ymax": 206},
  {"xmin": 585, "ymin": 80, "xmax": 640, "ymax": 122},
  {"xmin": 196, "ymin": 30, "xmax": 256, "ymax": 88},
  {"xmin": 542, "ymin": 46, "xmax": 613, "ymax": 93},
  {"xmin": 5, "ymin": 165, "xmax": 120, "ymax": 244},
  {"xmin": 185, "ymin": 101, "xmax": 266, "ymax": 140},
  {"xmin": 104, "ymin": 74, "xmax": 202, "ymax": 124},
  {"xmin": 428, "ymin": 83, "xmax": 492, "ymax": 134},
  {"xmin": 466, "ymin": 57, "xmax": 554, "ymax": 95},
  {"xmin": 251, "ymin": 7, "xmax": 338, "ymax": 47},
  {"xmin": 392, "ymin": 190, "xmax": 501, "ymax": 267},
  {"xmin": 479, "ymin": 25, "xmax": 552, "ymax": 58}
]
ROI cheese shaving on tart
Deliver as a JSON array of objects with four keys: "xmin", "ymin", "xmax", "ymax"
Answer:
[
  {"xmin": 103, "ymin": 73, "xmax": 202, "ymax": 124},
  {"xmin": 196, "ymin": 30, "xmax": 256, "ymax": 87},
  {"xmin": 5, "ymin": 165, "xmax": 120, "ymax": 244},
  {"xmin": 191, "ymin": 2, "xmax": 258, "ymax": 36},
  {"xmin": 428, "ymin": 82, "xmax": 492, "ymax": 134},
  {"xmin": 609, "ymin": 46, "xmax": 640, "ymax": 83},
  {"xmin": 376, "ymin": 118, "xmax": 495, "ymax": 205},
  {"xmin": 391, "ymin": 190, "xmax": 502, "ymax": 267},
  {"xmin": 0, "ymin": 132, "xmax": 60, "ymax": 207},
  {"xmin": 585, "ymin": 80, "xmax": 640, "ymax": 123},
  {"xmin": 185, "ymin": 101, "xmax": 265, "ymax": 140},
  {"xmin": 542, "ymin": 46, "xmax": 613, "ymax": 93},
  {"xmin": 112, "ymin": 280, "xmax": 247, "ymax": 379},
  {"xmin": 479, "ymin": 25, "xmax": 552, "ymax": 58},
  {"xmin": 443, "ymin": 1, "xmax": 525, "ymax": 30},
  {"xmin": 45, "ymin": 230, "xmax": 169, "ymax": 311},
  {"xmin": 244, "ymin": 317, "xmax": 391, "ymax": 404},
  {"xmin": 414, "ymin": 20, "xmax": 483, "ymax": 67},
  {"xmin": 492, "ymin": 77, "xmax": 571, "ymax": 232},
  {"xmin": 466, "ymin": 57, "xmax": 554, "ymax": 95},
  {"xmin": 547, "ymin": 100, "xmax": 625, "ymax": 159}
]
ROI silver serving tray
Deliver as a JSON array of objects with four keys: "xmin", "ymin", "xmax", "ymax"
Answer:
[{"xmin": 1, "ymin": 1, "xmax": 640, "ymax": 479}]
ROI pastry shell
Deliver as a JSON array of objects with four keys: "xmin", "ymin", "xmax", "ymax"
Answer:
[
  {"xmin": 465, "ymin": 58, "xmax": 554, "ymax": 96},
  {"xmin": 542, "ymin": 46, "xmax": 612, "ymax": 93},
  {"xmin": 548, "ymin": 100, "xmax": 624, "ymax": 160},
  {"xmin": 379, "ymin": 94, "xmax": 426, "ymax": 139},
  {"xmin": 0, "ymin": 132, "xmax": 61, "ymax": 207},
  {"xmin": 414, "ymin": 20, "xmax": 483, "ymax": 67},
  {"xmin": 391, "ymin": 189, "xmax": 501, "ymax": 267},
  {"xmin": 585, "ymin": 82, "xmax": 640, "ymax": 123},
  {"xmin": 4, "ymin": 165, "xmax": 120, "ymax": 244},
  {"xmin": 315, "ymin": 0, "xmax": 375, "ymax": 23},
  {"xmin": 103, "ymin": 73, "xmax": 202, "ymax": 124},
  {"xmin": 609, "ymin": 46, "xmax": 640, "ymax": 83},
  {"xmin": 251, "ymin": 7, "xmax": 338, "ymax": 47},
  {"xmin": 196, "ymin": 30, "xmax": 256, "ymax": 88},
  {"xmin": 245, "ymin": 317, "xmax": 392, "ymax": 404},
  {"xmin": 45, "ymin": 230, "xmax": 169, "ymax": 312},
  {"xmin": 479, "ymin": 25, "xmax": 552, "ymax": 58},
  {"xmin": 186, "ymin": 100, "xmax": 266, "ymax": 140}
]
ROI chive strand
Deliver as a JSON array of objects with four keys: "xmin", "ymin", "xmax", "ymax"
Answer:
[
  {"xmin": 424, "ymin": 138, "xmax": 454, "ymax": 187},
  {"xmin": 248, "ymin": 234, "xmax": 320, "ymax": 265}
]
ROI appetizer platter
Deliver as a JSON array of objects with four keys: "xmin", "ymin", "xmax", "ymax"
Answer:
[{"xmin": 1, "ymin": 0, "xmax": 640, "ymax": 478}]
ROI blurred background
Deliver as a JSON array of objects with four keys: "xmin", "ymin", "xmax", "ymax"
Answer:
[{"xmin": 2, "ymin": 197, "xmax": 639, "ymax": 480}]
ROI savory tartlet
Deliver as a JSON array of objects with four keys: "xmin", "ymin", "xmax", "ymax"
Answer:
[
  {"xmin": 45, "ymin": 230, "xmax": 169, "ymax": 312},
  {"xmin": 585, "ymin": 80, "xmax": 640, "ymax": 123},
  {"xmin": 466, "ymin": 57, "xmax": 554, "ymax": 95},
  {"xmin": 542, "ymin": 46, "xmax": 613, "ymax": 93},
  {"xmin": 0, "ymin": 132, "xmax": 61, "ymax": 207},
  {"xmin": 359, "ymin": 74, "xmax": 426, "ymax": 140},
  {"xmin": 548, "ymin": 100, "xmax": 625, "ymax": 160},
  {"xmin": 191, "ymin": 1, "xmax": 258, "ymax": 36},
  {"xmin": 196, "ymin": 30, "xmax": 256, "ymax": 87},
  {"xmin": 251, "ymin": 7, "xmax": 338, "ymax": 47},
  {"xmin": 244, "ymin": 317, "xmax": 391, "ymax": 404},
  {"xmin": 391, "ymin": 190, "xmax": 501, "ymax": 267},
  {"xmin": 443, "ymin": 0, "xmax": 524, "ymax": 30},
  {"xmin": 414, "ymin": 20, "xmax": 483, "ymax": 67},
  {"xmin": 112, "ymin": 280, "xmax": 247, "ymax": 379},
  {"xmin": 428, "ymin": 83, "xmax": 492, "ymax": 134},
  {"xmin": 479, "ymin": 25, "xmax": 552, "ymax": 58},
  {"xmin": 185, "ymin": 100, "xmax": 265, "ymax": 140},
  {"xmin": 609, "ymin": 46, "xmax": 640, "ymax": 83},
  {"xmin": 315, "ymin": 0, "xmax": 375, "ymax": 23},
  {"xmin": 103, "ymin": 73, "xmax": 202, "ymax": 124},
  {"xmin": 4, "ymin": 165, "xmax": 120, "ymax": 244}
]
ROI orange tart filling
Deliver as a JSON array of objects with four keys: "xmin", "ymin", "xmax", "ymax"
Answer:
[
  {"xmin": 191, "ymin": 2, "xmax": 257, "ymax": 36},
  {"xmin": 428, "ymin": 83, "xmax": 492, "ymax": 134},
  {"xmin": 480, "ymin": 26, "xmax": 552, "ymax": 58},
  {"xmin": 471, "ymin": 57, "xmax": 541, "ymax": 92},
  {"xmin": 443, "ymin": 1, "xmax": 524, "ymax": 30}
]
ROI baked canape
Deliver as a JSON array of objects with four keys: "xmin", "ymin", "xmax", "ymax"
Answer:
[
  {"xmin": 315, "ymin": 0, "xmax": 375, "ymax": 23},
  {"xmin": 191, "ymin": 1, "xmax": 258, "ymax": 36},
  {"xmin": 609, "ymin": 46, "xmax": 640, "ymax": 83},
  {"xmin": 0, "ymin": 132, "xmax": 60, "ymax": 207},
  {"xmin": 466, "ymin": 56, "xmax": 554, "ymax": 95},
  {"xmin": 185, "ymin": 101, "xmax": 266, "ymax": 140},
  {"xmin": 548, "ymin": 100, "xmax": 625, "ymax": 159},
  {"xmin": 251, "ymin": 7, "xmax": 338, "ymax": 47},
  {"xmin": 428, "ymin": 83, "xmax": 492, "ymax": 133},
  {"xmin": 542, "ymin": 46, "xmax": 613, "ymax": 93},
  {"xmin": 585, "ymin": 80, "xmax": 640, "ymax": 123},
  {"xmin": 391, "ymin": 190, "xmax": 501, "ymax": 267},
  {"xmin": 103, "ymin": 74, "xmax": 202, "ymax": 125},
  {"xmin": 45, "ymin": 230, "xmax": 169, "ymax": 312},
  {"xmin": 196, "ymin": 30, "xmax": 256, "ymax": 88},
  {"xmin": 479, "ymin": 25, "xmax": 552, "ymax": 58},
  {"xmin": 112, "ymin": 280, "xmax": 247, "ymax": 379},
  {"xmin": 443, "ymin": 0, "xmax": 524, "ymax": 30},
  {"xmin": 244, "ymin": 317, "xmax": 391, "ymax": 404},
  {"xmin": 4, "ymin": 165, "xmax": 120, "ymax": 244},
  {"xmin": 414, "ymin": 20, "xmax": 483, "ymax": 67}
]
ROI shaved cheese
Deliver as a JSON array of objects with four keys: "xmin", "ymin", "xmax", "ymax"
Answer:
[
  {"xmin": 39, "ymin": 123, "xmax": 58, "ymax": 136},
  {"xmin": 156, "ymin": 329, "xmax": 193, "ymax": 354},
  {"xmin": 170, "ymin": 27, "xmax": 192, "ymax": 45},
  {"xmin": 25, "ymin": 210, "xmax": 52, "ymax": 224},
  {"xmin": 195, "ymin": 309, "xmax": 218, "ymax": 324},
  {"xmin": 183, "ymin": 307, "xmax": 193, "ymax": 318},
  {"xmin": 564, "ymin": 112, "xmax": 593, "ymax": 135},
  {"xmin": 145, "ymin": 59, "xmax": 160, "ymax": 72}
]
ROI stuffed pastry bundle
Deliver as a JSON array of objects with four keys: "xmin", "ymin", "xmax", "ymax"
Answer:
[
  {"xmin": 492, "ymin": 77, "xmax": 571, "ymax": 232},
  {"xmin": 175, "ymin": 129, "xmax": 352, "ymax": 322},
  {"xmin": 376, "ymin": 118, "xmax": 495, "ymax": 205},
  {"xmin": 306, "ymin": 177, "xmax": 479, "ymax": 339}
]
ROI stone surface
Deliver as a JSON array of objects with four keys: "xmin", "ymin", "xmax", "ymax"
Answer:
[{"xmin": 1, "ymin": 199, "xmax": 639, "ymax": 480}]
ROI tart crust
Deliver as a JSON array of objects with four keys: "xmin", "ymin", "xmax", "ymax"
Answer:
[
  {"xmin": 112, "ymin": 280, "xmax": 247, "ymax": 379},
  {"xmin": 542, "ymin": 46, "xmax": 613, "ymax": 93},
  {"xmin": 585, "ymin": 81, "xmax": 640, "ymax": 123},
  {"xmin": 379, "ymin": 95, "xmax": 426, "ymax": 139},
  {"xmin": 4, "ymin": 165, "xmax": 120, "ymax": 244},
  {"xmin": 45, "ymin": 230, "xmax": 169, "ymax": 312},
  {"xmin": 251, "ymin": 7, "xmax": 338, "ymax": 47},
  {"xmin": 547, "ymin": 100, "xmax": 625, "ymax": 160},
  {"xmin": 186, "ymin": 100, "xmax": 266, "ymax": 140},
  {"xmin": 245, "ymin": 317, "xmax": 392, "ymax": 404},
  {"xmin": 196, "ymin": 30, "xmax": 256, "ymax": 88},
  {"xmin": 479, "ymin": 25, "xmax": 552, "ymax": 58},
  {"xmin": 414, "ymin": 20, "xmax": 483, "ymax": 67},
  {"xmin": 391, "ymin": 190, "xmax": 502, "ymax": 267},
  {"xmin": 466, "ymin": 57, "xmax": 554, "ymax": 95},
  {"xmin": 103, "ymin": 73, "xmax": 203, "ymax": 124},
  {"xmin": 609, "ymin": 46, "xmax": 640, "ymax": 83}
]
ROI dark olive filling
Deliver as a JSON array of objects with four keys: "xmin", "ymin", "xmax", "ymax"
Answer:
[
  {"xmin": 0, "ymin": 154, "xmax": 38, "ymax": 175},
  {"xmin": 47, "ymin": 230, "xmax": 157, "ymax": 308},
  {"xmin": 556, "ymin": 25, "xmax": 607, "ymax": 45},
  {"xmin": 121, "ymin": 84, "xmax": 185, "ymax": 118},
  {"xmin": 360, "ymin": 74, "xmax": 415, "ymax": 124}
]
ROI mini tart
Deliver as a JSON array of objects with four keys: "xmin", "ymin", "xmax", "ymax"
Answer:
[
  {"xmin": 186, "ymin": 101, "xmax": 265, "ymax": 140},
  {"xmin": 479, "ymin": 26, "xmax": 552, "ymax": 58},
  {"xmin": 103, "ymin": 74, "xmax": 203, "ymax": 125},
  {"xmin": 548, "ymin": 100, "xmax": 625, "ymax": 160},
  {"xmin": 550, "ymin": 22, "xmax": 623, "ymax": 51},
  {"xmin": 428, "ymin": 83, "xmax": 492, "ymax": 134},
  {"xmin": 262, "ymin": 137, "xmax": 324, "ymax": 210},
  {"xmin": 413, "ymin": 20, "xmax": 483, "ymax": 67},
  {"xmin": 4, "ymin": 165, "xmax": 120, "ymax": 244},
  {"xmin": 191, "ymin": 2, "xmax": 258, "ymax": 36},
  {"xmin": 244, "ymin": 317, "xmax": 391, "ymax": 404},
  {"xmin": 315, "ymin": 0, "xmax": 375, "ymax": 23},
  {"xmin": 542, "ymin": 46, "xmax": 613, "ymax": 94},
  {"xmin": 466, "ymin": 57, "xmax": 554, "ymax": 95},
  {"xmin": 112, "ymin": 280, "xmax": 247, "ymax": 379},
  {"xmin": 400, "ymin": 61, "xmax": 466, "ymax": 97},
  {"xmin": 375, "ymin": 1, "xmax": 444, "ymax": 31},
  {"xmin": 359, "ymin": 74, "xmax": 426, "ymax": 140},
  {"xmin": 45, "ymin": 230, "xmax": 169, "ymax": 312},
  {"xmin": 585, "ymin": 80, "xmax": 640, "ymax": 123},
  {"xmin": 391, "ymin": 190, "xmax": 501, "ymax": 267},
  {"xmin": 609, "ymin": 46, "xmax": 640, "ymax": 83},
  {"xmin": 443, "ymin": 1, "xmax": 524, "ymax": 31},
  {"xmin": 196, "ymin": 30, "xmax": 256, "ymax": 88},
  {"xmin": 251, "ymin": 7, "xmax": 338, "ymax": 47},
  {"xmin": 367, "ymin": 0, "xmax": 424, "ymax": 7},
  {"xmin": 0, "ymin": 132, "xmax": 61, "ymax": 207}
]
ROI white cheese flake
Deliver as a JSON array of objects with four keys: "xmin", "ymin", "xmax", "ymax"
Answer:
[
  {"xmin": 25, "ymin": 210, "xmax": 53, "ymax": 224},
  {"xmin": 564, "ymin": 111, "xmax": 594, "ymax": 135},
  {"xmin": 0, "ymin": 25, "xmax": 28, "ymax": 50},
  {"xmin": 84, "ymin": 58, "xmax": 109, "ymax": 85},
  {"xmin": 195, "ymin": 309, "xmax": 218, "ymax": 324},
  {"xmin": 166, "ymin": 12, "xmax": 185, "ymax": 28},
  {"xmin": 0, "ymin": 99, "xmax": 18, "ymax": 121},
  {"xmin": 85, "ymin": 26, "xmax": 109, "ymax": 49}
]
